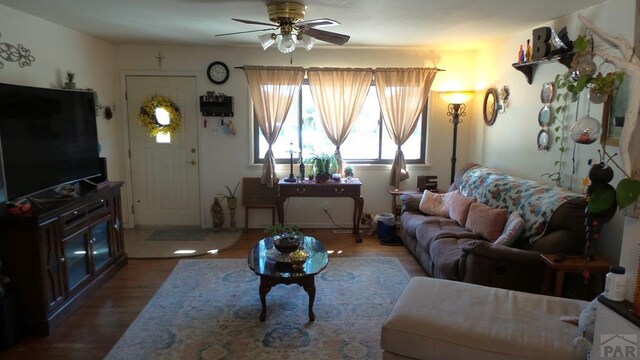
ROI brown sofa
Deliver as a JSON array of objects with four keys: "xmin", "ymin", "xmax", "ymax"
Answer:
[{"xmin": 400, "ymin": 163, "xmax": 587, "ymax": 293}]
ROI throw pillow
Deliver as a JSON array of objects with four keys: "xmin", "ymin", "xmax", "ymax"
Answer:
[
  {"xmin": 494, "ymin": 212, "xmax": 525, "ymax": 246},
  {"xmin": 448, "ymin": 192, "xmax": 477, "ymax": 227},
  {"xmin": 418, "ymin": 190, "xmax": 453, "ymax": 217},
  {"xmin": 465, "ymin": 203, "xmax": 508, "ymax": 241}
]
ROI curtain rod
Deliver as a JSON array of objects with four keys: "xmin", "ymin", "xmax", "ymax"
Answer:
[{"xmin": 234, "ymin": 66, "xmax": 446, "ymax": 72}]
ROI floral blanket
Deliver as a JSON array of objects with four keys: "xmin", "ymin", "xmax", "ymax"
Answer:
[{"xmin": 459, "ymin": 166, "xmax": 583, "ymax": 243}]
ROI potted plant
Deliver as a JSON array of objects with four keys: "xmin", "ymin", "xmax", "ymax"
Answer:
[
  {"xmin": 264, "ymin": 224, "xmax": 303, "ymax": 253},
  {"xmin": 216, "ymin": 182, "xmax": 239, "ymax": 209},
  {"xmin": 305, "ymin": 153, "xmax": 338, "ymax": 182},
  {"xmin": 344, "ymin": 165, "xmax": 354, "ymax": 178},
  {"xmin": 588, "ymin": 71, "xmax": 624, "ymax": 104},
  {"xmin": 65, "ymin": 71, "xmax": 76, "ymax": 89}
]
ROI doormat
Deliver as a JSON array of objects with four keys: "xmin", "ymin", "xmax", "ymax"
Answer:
[
  {"xmin": 145, "ymin": 228, "xmax": 211, "ymax": 241},
  {"xmin": 106, "ymin": 257, "xmax": 410, "ymax": 359}
]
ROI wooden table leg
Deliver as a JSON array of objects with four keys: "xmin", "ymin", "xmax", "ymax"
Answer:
[
  {"xmin": 554, "ymin": 270, "xmax": 565, "ymax": 297},
  {"xmin": 276, "ymin": 196, "xmax": 285, "ymax": 225},
  {"xmin": 302, "ymin": 277, "xmax": 316, "ymax": 322},
  {"xmin": 352, "ymin": 196, "xmax": 364, "ymax": 243},
  {"xmin": 259, "ymin": 278, "xmax": 272, "ymax": 322}
]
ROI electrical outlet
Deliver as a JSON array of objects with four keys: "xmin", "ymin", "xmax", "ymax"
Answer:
[{"xmin": 323, "ymin": 202, "xmax": 329, "ymax": 211}]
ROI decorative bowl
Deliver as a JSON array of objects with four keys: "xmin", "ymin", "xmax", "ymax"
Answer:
[
  {"xmin": 273, "ymin": 237, "xmax": 299, "ymax": 254},
  {"xmin": 289, "ymin": 249, "xmax": 309, "ymax": 270}
]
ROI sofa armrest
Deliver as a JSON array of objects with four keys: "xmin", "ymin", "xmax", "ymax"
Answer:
[
  {"xmin": 400, "ymin": 193, "xmax": 422, "ymax": 213},
  {"xmin": 460, "ymin": 240, "xmax": 545, "ymax": 293},
  {"xmin": 462, "ymin": 240, "xmax": 542, "ymax": 264}
]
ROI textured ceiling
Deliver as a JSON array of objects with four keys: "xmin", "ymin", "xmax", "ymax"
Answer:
[{"xmin": 0, "ymin": 0, "xmax": 608, "ymax": 49}]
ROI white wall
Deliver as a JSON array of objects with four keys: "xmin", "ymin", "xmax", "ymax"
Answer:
[
  {"xmin": 114, "ymin": 45, "xmax": 479, "ymax": 229},
  {"xmin": 0, "ymin": 4, "xmax": 119, "ymax": 179},
  {"xmin": 471, "ymin": 0, "xmax": 635, "ymax": 265}
]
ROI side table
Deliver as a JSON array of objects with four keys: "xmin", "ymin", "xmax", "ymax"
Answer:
[
  {"xmin": 387, "ymin": 189, "xmax": 420, "ymax": 220},
  {"xmin": 540, "ymin": 253, "xmax": 612, "ymax": 298}
]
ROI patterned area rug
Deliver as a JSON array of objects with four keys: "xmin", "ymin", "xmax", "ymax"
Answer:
[
  {"xmin": 145, "ymin": 228, "xmax": 212, "ymax": 241},
  {"xmin": 125, "ymin": 228, "xmax": 241, "ymax": 259},
  {"xmin": 106, "ymin": 257, "xmax": 410, "ymax": 359}
]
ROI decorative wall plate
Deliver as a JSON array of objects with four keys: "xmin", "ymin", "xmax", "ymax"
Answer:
[
  {"xmin": 483, "ymin": 88, "xmax": 499, "ymax": 126},
  {"xmin": 538, "ymin": 105, "xmax": 553, "ymax": 127},
  {"xmin": 537, "ymin": 129, "xmax": 550, "ymax": 151},
  {"xmin": 540, "ymin": 82, "xmax": 555, "ymax": 103}
]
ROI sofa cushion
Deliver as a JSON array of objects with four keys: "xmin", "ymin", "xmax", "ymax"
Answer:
[
  {"xmin": 419, "ymin": 190, "xmax": 449, "ymax": 217},
  {"xmin": 465, "ymin": 203, "xmax": 508, "ymax": 241},
  {"xmin": 449, "ymin": 192, "xmax": 477, "ymax": 227},
  {"xmin": 381, "ymin": 277, "xmax": 587, "ymax": 360},
  {"xmin": 494, "ymin": 212, "xmax": 525, "ymax": 246}
]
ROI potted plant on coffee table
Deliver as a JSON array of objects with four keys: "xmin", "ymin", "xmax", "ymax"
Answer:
[{"xmin": 265, "ymin": 224, "xmax": 303, "ymax": 254}]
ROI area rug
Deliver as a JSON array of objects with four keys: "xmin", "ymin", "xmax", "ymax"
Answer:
[
  {"xmin": 124, "ymin": 227, "xmax": 241, "ymax": 258},
  {"xmin": 146, "ymin": 228, "xmax": 212, "ymax": 241},
  {"xmin": 106, "ymin": 257, "xmax": 410, "ymax": 359}
]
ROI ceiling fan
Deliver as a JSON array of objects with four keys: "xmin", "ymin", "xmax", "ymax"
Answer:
[{"xmin": 215, "ymin": 2, "xmax": 350, "ymax": 53}]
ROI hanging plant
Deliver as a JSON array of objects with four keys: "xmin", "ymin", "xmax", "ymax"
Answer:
[{"xmin": 137, "ymin": 96, "xmax": 181, "ymax": 136}]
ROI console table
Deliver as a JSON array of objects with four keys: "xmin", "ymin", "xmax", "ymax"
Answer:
[{"xmin": 276, "ymin": 178, "xmax": 364, "ymax": 242}]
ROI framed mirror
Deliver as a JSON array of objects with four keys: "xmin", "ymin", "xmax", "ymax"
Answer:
[{"xmin": 483, "ymin": 88, "xmax": 499, "ymax": 126}]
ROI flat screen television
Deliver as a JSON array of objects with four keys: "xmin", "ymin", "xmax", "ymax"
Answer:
[{"xmin": 0, "ymin": 82, "xmax": 100, "ymax": 202}]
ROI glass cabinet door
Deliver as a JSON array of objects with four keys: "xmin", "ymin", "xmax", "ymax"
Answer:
[
  {"xmin": 63, "ymin": 232, "xmax": 90, "ymax": 291},
  {"xmin": 91, "ymin": 217, "xmax": 112, "ymax": 272}
]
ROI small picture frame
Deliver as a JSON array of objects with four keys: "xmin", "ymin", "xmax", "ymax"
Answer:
[{"xmin": 600, "ymin": 78, "xmax": 629, "ymax": 146}]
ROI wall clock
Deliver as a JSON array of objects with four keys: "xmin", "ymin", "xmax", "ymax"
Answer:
[
  {"xmin": 483, "ymin": 88, "xmax": 499, "ymax": 126},
  {"xmin": 207, "ymin": 61, "xmax": 229, "ymax": 85}
]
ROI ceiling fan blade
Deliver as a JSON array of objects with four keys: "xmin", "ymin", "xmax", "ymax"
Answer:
[
  {"xmin": 232, "ymin": 18, "xmax": 278, "ymax": 27},
  {"xmin": 297, "ymin": 18, "xmax": 340, "ymax": 28},
  {"xmin": 215, "ymin": 28, "xmax": 277, "ymax": 37},
  {"xmin": 302, "ymin": 28, "xmax": 350, "ymax": 45}
]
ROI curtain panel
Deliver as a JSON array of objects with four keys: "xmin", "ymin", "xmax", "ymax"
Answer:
[
  {"xmin": 307, "ymin": 68, "xmax": 374, "ymax": 174},
  {"xmin": 244, "ymin": 65, "xmax": 305, "ymax": 187},
  {"xmin": 374, "ymin": 68, "xmax": 438, "ymax": 188}
]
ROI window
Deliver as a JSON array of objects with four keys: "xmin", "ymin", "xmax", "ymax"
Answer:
[{"xmin": 253, "ymin": 82, "xmax": 427, "ymax": 164}]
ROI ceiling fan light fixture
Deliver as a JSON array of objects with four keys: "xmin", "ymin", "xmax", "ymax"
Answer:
[
  {"xmin": 278, "ymin": 33, "xmax": 298, "ymax": 53},
  {"xmin": 298, "ymin": 34, "xmax": 316, "ymax": 50},
  {"xmin": 259, "ymin": 33, "xmax": 277, "ymax": 50}
]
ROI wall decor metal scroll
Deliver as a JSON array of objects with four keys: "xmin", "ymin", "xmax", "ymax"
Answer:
[{"xmin": 0, "ymin": 33, "xmax": 36, "ymax": 69}]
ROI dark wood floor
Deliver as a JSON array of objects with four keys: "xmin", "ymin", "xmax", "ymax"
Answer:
[{"xmin": 0, "ymin": 229, "xmax": 425, "ymax": 360}]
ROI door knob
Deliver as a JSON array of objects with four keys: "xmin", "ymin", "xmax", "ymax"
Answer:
[{"xmin": 186, "ymin": 159, "xmax": 198, "ymax": 165}]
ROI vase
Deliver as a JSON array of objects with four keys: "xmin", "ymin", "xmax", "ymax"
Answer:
[{"xmin": 64, "ymin": 82, "xmax": 76, "ymax": 90}]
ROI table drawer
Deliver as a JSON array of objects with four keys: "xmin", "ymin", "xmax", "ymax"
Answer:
[
  {"xmin": 320, "ymin": 185, "xmax": 360, "ymax": 196},
  {"xmin": 279, "ymin": 185, "xmax": 321, "ymax": 196}
]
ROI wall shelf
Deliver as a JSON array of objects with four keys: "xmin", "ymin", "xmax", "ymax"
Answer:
[
  {"xmin": 200, "ymin": 95, "xmax": 233, "ymax": 117},
  {"xmin": 512, "ymin": 53, "xmax": 575, "ymax": 84}
]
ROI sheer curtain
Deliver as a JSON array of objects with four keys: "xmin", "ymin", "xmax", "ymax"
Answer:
[
  {"xmin": 244, "ymin": 66, "xmax": 305, "ymax": 187},
  {"xmin": 307, "ymin": 68, "xmax": 374, "ymax": 174},
  {"xmin": 374, "ymin": 68, "xmax": 438, "ymax": 188}
]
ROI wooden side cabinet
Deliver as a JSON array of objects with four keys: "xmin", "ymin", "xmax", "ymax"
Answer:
[{"xmin": 0, "ymin": 182, "xmax": 127, "ymax": 335}]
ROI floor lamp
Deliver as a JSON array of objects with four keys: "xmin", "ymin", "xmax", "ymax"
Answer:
[{"xmin": 440, "ymin": 91, "xmax": 475, "ymax": 185}]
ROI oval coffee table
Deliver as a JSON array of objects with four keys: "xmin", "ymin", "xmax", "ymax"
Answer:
[{"xmin": 247, "ymin": 236, "xmax": 329, "ymax": 322}]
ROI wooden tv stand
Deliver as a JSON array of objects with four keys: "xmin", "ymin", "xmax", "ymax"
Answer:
[{"xmin": 0, "ymin": 182, "xmax": 127, "ymax": 335}]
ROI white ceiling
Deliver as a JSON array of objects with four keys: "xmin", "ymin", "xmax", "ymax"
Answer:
[{"xmin": 0, "ymin": 0, "xmax": 608, "ymax": 49}]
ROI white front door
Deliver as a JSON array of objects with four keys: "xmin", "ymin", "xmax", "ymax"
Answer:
[{"xmin": 126, "ymin": 75, "xmax": 200, "ymax": 226}]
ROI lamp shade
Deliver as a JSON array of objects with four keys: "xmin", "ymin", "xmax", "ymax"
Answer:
[
  {"xmin": 259, "ymin": 33, "xmax": 276, "ymax": 50},
  {"xmin": 298, "ymin": 34, "xmax": 316, "ymax": 51},
  {"xmin": 440, "ymin": 91, "xmax": 475, "ymax": 104},
  {"xmin": 278, "ymin": 33, "xmax": 298, "ymax": 53}
]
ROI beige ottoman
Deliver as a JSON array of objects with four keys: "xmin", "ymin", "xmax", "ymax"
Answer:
[{"xmin": 381, "ymin": 277, "xmax": 588, "ymax": 360}]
